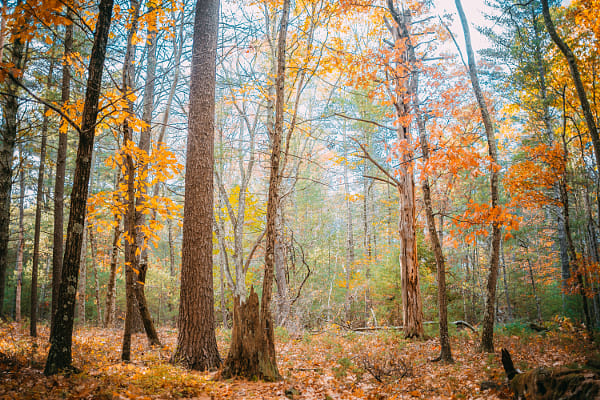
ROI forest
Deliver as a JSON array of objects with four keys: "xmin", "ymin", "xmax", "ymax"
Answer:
[{"xmin": 1, "ymin": 0, "xmax": 600, "ymax": 398}]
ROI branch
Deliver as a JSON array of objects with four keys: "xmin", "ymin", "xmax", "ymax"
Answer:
[
  {"xmin": 243, "ymin": 229, "xmax": 266, "ymax": 275},
  {"xmin": 351, "ymin": 137, "xmax": 400, "ymax": 186},
  {"xmin": 4, "ymin": 70, "xmax": 82, "ymax": 134},
  {"xmin": 332, "ymin": 112, "xmax": 396, "ymax": 131}
]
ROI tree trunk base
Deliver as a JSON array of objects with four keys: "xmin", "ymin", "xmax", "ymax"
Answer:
[{"xmin": 221, "ymin": 288, "xmax": 280, "ymax": 382}]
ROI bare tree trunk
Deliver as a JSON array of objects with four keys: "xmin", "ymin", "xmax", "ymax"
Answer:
[
  {"xmin": 15, "ymin": 149, "xmax": 25, "ymax": 323},
  {"xmin": 455, "ymin": 0, "xmax": 502, "ymax": 353},
  {"xmin": 342, "ymin": 121, "xmax": 355, "ymax": 323},
  {"xmin": 384, "ymin": 1, "xmax": 424, "ymax": 339},
  {"xmin": 0, "ymin": 2, "xmax": 27, "ymax": 319},
  {"xmin": 274, "ymin": 206, "xmax": 290, "ymax": 326},
  {"xmin": 88, "ymin": 225, "xmax": 102, "ymax": 326},
  {"xmin": 501, "ymin": 244, "xmax": 513, "ymax": 321},
  {"xmin": 45, "ymin": 0, "xmax": 114, "ymax": 375},
  {"xmin": 170, "ymin": 0, "xmax": 221, "ymax": 370},
  {"xmin": 51, "ymin": 7, "xmax": 73, "ymax": 331},
  {"xmin": 104, "ymin": 206, "xmax": 120, "ymax": 328},
  {"xmin": 76, "ymin": 221, "xmax": 87, "ymax": 325},
  {"xmin": 31, "ymin": 88, "xmax": 51, "ymax": 336}
]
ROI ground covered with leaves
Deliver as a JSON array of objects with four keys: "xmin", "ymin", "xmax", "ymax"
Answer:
[{"xmin": 0, "ymin": 320, "xmax": 594, "ymax": 399}]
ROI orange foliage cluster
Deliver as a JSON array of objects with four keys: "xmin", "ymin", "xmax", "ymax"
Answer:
[{"xmin": 505, "ymin": 142, "xmax": 565, "ymax": 209}]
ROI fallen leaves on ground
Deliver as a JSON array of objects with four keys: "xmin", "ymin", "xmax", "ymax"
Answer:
[{"xmin": 0, "ymin": 322, "xmax": 593, "ymax": 399}]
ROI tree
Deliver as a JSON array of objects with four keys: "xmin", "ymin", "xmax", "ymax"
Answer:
[
  {"xmin": 44, "ymin": 0, "xmax": 114, "ymax": 375},
  {"xmin": 455, "ymin": 0, "xmax": 502, "ymax": 353},
  {"xmin": 51, "ymin": 5, "xmax": 73, "ymax": 331},
  {"xmin": 170, "ymin": 0, "xmax": 221, "ymax": 370},
  {"xmin": 221, "ymin": 0, "xmax": 290, "ymax": 381},
  {"xmin": 0, "ymin": 0, "xmax": 27, "ymax": 319}
]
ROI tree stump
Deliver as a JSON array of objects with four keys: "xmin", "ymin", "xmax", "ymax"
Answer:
[{"xmin": 221, "ymin": 287, "xmax": 280, "ymax": 381}]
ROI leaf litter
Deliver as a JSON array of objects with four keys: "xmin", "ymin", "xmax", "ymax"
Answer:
[{"xmin": 0, "ymin": 321, "xmax": 593, "ymax": 399}]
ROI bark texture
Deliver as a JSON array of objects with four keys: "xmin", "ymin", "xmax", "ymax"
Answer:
[
  {"xmin": 170, "ymin": 0, "xmax": 221, "ymax": 370},
  {"xmin": 455, "ymin": 0, "xmax": 502, "ymax": 353},
  {"xmin": 44, "ymin": 0, "xmax": 114, "ymax": 375}
]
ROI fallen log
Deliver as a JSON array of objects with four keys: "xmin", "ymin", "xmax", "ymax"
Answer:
[
  {"xmin": 501, "ymin": 348, "xmax": 600, "ymax": 399},
  {"xmin": 452, "ymin": 320, "xmax": 476, "ymax": 332}
]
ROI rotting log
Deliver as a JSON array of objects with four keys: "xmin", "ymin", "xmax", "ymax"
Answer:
[{"xmin": 502, "ymin": 348, "xmax": 600, "ymax": 399}]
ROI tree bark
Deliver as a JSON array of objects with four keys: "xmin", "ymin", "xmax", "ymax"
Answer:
[
  {"xmin": 455, "ymin": 0, "xmax": 502, "ymax": 353},
  {"xmin": 0, "ymin": 2, "xmax": 27, "ymax": 319},
  {"xmin": 385, "ymin": 0, "xmax": 424, "ymax": 339},
  {"xmin": 51, "ymin": 6, "xmax": 73, "ymax": 331},
  {"xmin": 44, "ymin": 0, "xmax": 114, "ymax": 375},
  {"xmin": 170, "ymin": 0, "xmax": 221, "ymax": 370}
]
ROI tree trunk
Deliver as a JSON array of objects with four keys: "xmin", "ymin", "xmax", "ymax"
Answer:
[
  {"xmin": 104, "ymin": 205, "xmax": 120, "ymax": 328},
  {"xmin": 501, "ymin": 244, "xmax": 513, "ymax": 321},
  {"xmin": 31, "ymin": 93, "xmax": 51, "ymax": 336},
  {"xmin": 170, "ymin": 0, "xmax": 221, "ymax": 370},
  {"xmin": 15, "ymin": 149, "xmax": 25, "ymax": 323},
  {"xmin": 222, "ymin": 0, "xmax": 290, "ymax": 381},
  {"xmin": 44, "ymin": 0, "xmax": 114, "ymax": 375},
  {"xmin": 121, "ymin": 0, "xmax": 142, "ymax": 362},
  {"xmin": 51, "ymin": 7, "xmax": 73, "ymax": 331},
  {"xmin": 274, "ymin": 206, "xmax": 290, "ymax": 326},
  {"xmin": 416, "ymin": 109, "xmax": 453, "ymax": 362},
  {"xmin": 455, "ymin": 0, "xmax": 502, "ymax": 353},
  {"xmin": 88, "ymin": 225, "xmax": 102, "ymax": 326},
  {"xmin": 342, "ymin": 121, "xmax": 355, "ymax": 323},
  {"xmin": 76, "ymin": 222, "xmax": 87, "ymax": 325},
  {"xmin": 132, "ymin": 2, "xmax": 161, "ymax": 347},
  {"xmin": 385, "ymin": 1, "xmax": 424, "ymax": 339},
  {"xmin": 0, "ymin": 4, "xmax": 27, "ymax": 319}
]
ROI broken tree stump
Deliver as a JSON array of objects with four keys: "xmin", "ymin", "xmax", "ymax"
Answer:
[{"xmin": 501, "ymin": 348, "xmax": 600, "ymax": 399}]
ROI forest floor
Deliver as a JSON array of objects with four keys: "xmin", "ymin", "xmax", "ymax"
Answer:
[{"xmin": 0, "ymin": 319, "xmax": 595, "ymax": 399}]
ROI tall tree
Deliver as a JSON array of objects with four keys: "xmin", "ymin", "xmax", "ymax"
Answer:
[
  {"xmin": 455, "ymin": 0, "xmax": 502, "ymax": 353},
  {"xmin": 170, "ymin": 0, "xmax": 221, "ymax": 370},
  {"xmin": 0, "ymin": 0, "xmax": 27, "ymax": 318},
  {"xmin": 44, "ymin": 0, "xmax": 114, "ymax": 375},
  {"xmin": 31, "ymin": 59, "xmax": 54, "ymax": 336},
  {"xmin": 221, "ymin": 0, "xmax": 290, "ymax": 381},
  {"xmin": 51, "ymin": 5, "xmax": 73, "ymax": 331}
]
